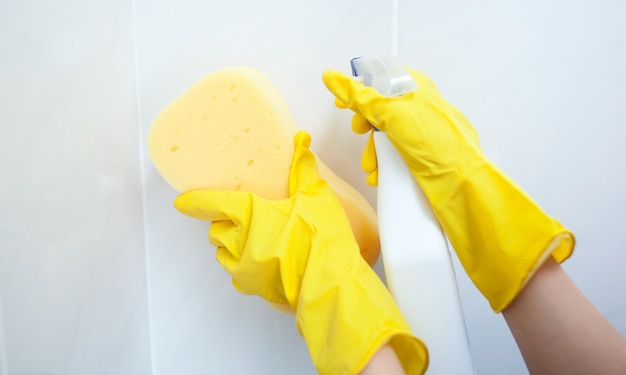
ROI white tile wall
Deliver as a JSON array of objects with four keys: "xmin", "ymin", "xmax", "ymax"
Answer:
[
  {"xmin": 1, "ymin": 0, "xmax": 625, "ymax": 374},
  {"xmin": 0, "ymin": 0, "xmax": 151, "ymax": 374},
  {"xmin": 399, "ymin": 1, "xmax": 626, "ymax": 374}
]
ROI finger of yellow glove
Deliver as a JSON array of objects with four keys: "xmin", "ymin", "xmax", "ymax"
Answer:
[
  {"xmin": 212, "ymin": 207, "xmax": 292, "ymax": 305},
  {"xmin": 361, "ymin": 131, "xmax": 379, "ymax": 186},
  {"xmin": 334, "ymin": 98, "xmax": 348, "ymax": 109},
  {"xmin": 351, "ymin": 113, "xmax": 373, "ymax": 135},
  {"xmin": 322, "ymin": 70, "xmax": 389, "ymax": 131},
  {"xmin": 288, "ymin": 131, "xmax": 325, "ymax": 197},
  {"xmin": 215, "ymin": 245, "xmax": 239, "ymax": 277},
  {"xmin": 365, "ymin": 169, "xmax": 378, "ymax": 187},
  {"xmin": 174, "ymin": 189, "xmax": 251, "ymax": 224},
  {"xmin": 209, "ymin": 220, "xmax": 242, "ymax": 259},
  {"xmin": 215, "ymin": 245, "xmax": 249, "ymax": 296}
]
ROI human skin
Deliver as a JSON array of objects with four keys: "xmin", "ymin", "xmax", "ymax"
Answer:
[
  {"xmin": 502, "ymin": 257, "xmax": 626, "ymax": 374},
  {"xmin": 361, "ymin": 257, "xmax": 626, "ymax": 374}
]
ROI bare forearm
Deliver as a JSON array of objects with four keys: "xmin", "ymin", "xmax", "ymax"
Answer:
[
  {"xmin": 503, "ymin": 257, "xmax": 626, "ymax": 374},
  {"xmin": 359, "ymin": 344, "xmax": 406, "ymax": 375}
]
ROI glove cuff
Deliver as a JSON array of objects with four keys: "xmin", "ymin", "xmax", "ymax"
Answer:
[
  {"xmin": 295, "ymin": 255, "xmax": 428, "ymax": 375},
  {"xmin": 418, "ymin": 160, "xmax": 575, "ymax": 312}
]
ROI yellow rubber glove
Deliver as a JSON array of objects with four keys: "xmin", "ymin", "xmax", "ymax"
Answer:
[
  {"xmin": 322, "ymin": 68, "xmax": 575, "ymax": 312},
  {"xmin": 174, "ymin": 131, "xmax": 428, "ymax": 375}
]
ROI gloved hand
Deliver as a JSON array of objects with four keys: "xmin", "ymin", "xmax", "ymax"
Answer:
[
  {"xmin": 174, "ymin": 131, "xmax": 427, "ymax": 375},
  {"xmin": 322, "ymin": 68, "xmax": 575, "ymax": 312}
]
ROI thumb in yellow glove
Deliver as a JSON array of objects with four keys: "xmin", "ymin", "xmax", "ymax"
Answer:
[
  {"xmin": 174, "ymin": 131, "xmax": 427, "ymax": 375},
  {"xmin": 322, "ymin": 68, "xmax": 575, "ymax": 312}
]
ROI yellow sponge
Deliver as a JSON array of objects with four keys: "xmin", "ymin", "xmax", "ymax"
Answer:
[{"xmin": 148, "ymin": 66, "xmax": 380, "ymax": 266}]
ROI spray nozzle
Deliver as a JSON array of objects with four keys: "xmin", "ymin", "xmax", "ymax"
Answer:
[{"xmin": 350, "ymin": 56, "xmax": 418, "ymax": 97}]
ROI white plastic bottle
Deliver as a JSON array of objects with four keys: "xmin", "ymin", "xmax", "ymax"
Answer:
[{"xmin": 351, "ymin": 56, "xmax": 475, "ymax": 374}]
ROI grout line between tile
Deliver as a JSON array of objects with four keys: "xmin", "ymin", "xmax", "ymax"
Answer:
[
  {"xmin": 0, "ymin": 290, "xmax": 7, "ymax": 375},
  {"xmin": 392, "ymin": 0, "xmax": 399, "ymax": 56},
  {"xmin": 131, "ymin": 0, "xmax": 157, "ymax": 374}
]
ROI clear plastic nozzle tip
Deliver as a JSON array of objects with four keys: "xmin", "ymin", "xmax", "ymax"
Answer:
[{"xmin": 350, "ymin": 56, "xmax": 418, "ymax": 97}]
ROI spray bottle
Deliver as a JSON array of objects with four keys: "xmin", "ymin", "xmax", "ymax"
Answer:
[{"xmin": 351, "ymin": 56, "xmax": 475, "ymax": 374}]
